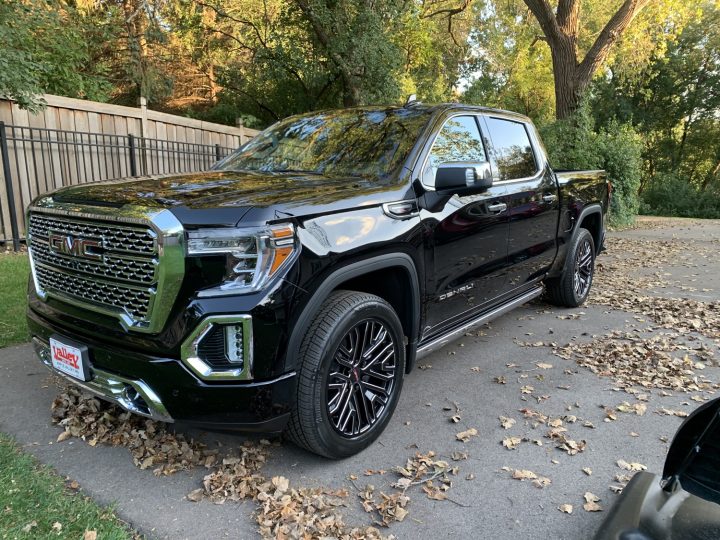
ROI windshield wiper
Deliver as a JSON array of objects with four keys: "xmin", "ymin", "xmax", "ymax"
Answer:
[{"xmin": 271, "ymin": 168, "xmax": 324, "ymax": 175}]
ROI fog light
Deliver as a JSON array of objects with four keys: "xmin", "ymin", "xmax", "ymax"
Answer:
[{"xmin": 224, "ymin": 324, "xmax": 244, "ymax": 364}]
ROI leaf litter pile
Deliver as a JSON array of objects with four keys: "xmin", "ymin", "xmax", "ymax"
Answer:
[
  {"xmin": 52, "ymin": 387, "xmax": 474, "ymax": 538},
  {"xmin": 553, "ymin": 330, "xmax": 717, "ymax": 394},
  {"xmin": 53, "ymin": 387, "xmax": 389, "ymax": 539},
  {"xmin": 589, "ymin": 237, "xmax": 720, "ymax": 339}
]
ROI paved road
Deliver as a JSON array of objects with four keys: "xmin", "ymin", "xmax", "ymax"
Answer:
[{"xmin": 1, "ymin": 217, "xmax": 718, "ymax": 539}]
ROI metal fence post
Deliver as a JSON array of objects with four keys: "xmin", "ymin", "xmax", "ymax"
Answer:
[
  {"xmin": 215, "ymin": 144, "xmax": 221, "ymax": 162},
  {"xmin": 0, "ymin": 122, "xmax": 20, "ymax": 251},
  {"xmin": 128, "ymin": 134, "xmax": 138, "ymax": 177}
]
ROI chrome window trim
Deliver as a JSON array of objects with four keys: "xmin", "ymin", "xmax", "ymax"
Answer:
[
  {"xmin": 27, "ymin": 197, "xmax": 185, "ymax": 334},
  {"xmin": 180, "ymin": 314, "xmax": 254, "ymax": 381}
]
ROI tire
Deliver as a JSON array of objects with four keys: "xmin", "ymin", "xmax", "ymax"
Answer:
[
  {"xmin": 545, "ymin": 228, "xmax": 596, "ymax": 308},
  {"xmin": 286, "ymin": 290, "xmax": 406, "ymax": 459}
]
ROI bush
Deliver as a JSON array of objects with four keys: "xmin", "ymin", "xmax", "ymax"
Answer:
[
  {"xmin": 539, "ymin": 104, "xmax": 643, "ymax": 227},
  {"xmin": 640, "ymin": 174, "xmax": 720, "ymax": 219}
]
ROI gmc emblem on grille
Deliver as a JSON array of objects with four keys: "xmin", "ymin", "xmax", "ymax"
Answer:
[{"xmin": 48, "ymin": 233, "xmax": 103, "ymax": 261}]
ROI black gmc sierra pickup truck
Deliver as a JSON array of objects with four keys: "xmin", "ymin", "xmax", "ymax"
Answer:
[{"xmin": 27, "ymin": 102, "xmax": 609, "ymax": 458}]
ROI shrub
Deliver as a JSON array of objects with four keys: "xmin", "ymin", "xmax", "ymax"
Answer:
[
  {"xmin": 539, "ymin": 105, "xmax": 643, "ymax": 227},
  {"xmin": 640, "ymin": 174, "xmax": 720, "ymax": 219}
]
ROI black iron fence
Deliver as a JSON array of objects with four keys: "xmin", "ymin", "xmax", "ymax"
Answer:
[{"xmin": 0, "ymin": 121, "xmax": 237, "ymax": 251}]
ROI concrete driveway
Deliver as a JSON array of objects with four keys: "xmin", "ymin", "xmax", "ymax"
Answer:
[{"xmin": 1, "ymin": 216, "xmax": 718, "ymax": 539}]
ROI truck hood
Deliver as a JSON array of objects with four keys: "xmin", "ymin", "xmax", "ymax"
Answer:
[{"xmin": 50, "ymin": 170, "xmax": 406, "ymax": 224}]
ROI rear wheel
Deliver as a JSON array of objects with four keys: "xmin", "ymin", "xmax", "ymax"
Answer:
[
  {"xmin": 286, "ymin": 290, "xmax": 405, "ymax": 458},
  {"xmin": 545, "ymin": 228, "xmax": 595, "ymax": 307}
]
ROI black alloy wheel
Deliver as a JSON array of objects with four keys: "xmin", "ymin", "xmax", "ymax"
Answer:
[
  {"xmin": 326, "ymin": 319, "xmax": 397, "ymax": 437},
  {"xmin": 286, "ymin": 290, "xmax": 405, "ymax": 459},
  {"xmin": 544, "ymin": 227, "xmax": 596, "ymax": 308},
  {"xmin": 573, "ymin": 236, "xmax": 594, "ymax": 299}
]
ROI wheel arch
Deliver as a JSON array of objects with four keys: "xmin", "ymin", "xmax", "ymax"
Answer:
[
  {"xmin": 576, "ymin": 204, "xmax": 604, "ymax": 254},
  {"xmin": 284, "ymin": 253, "xmax": 421, "ymax": 375},
  {"xmin": 547, "ymin": 203, "xmax": 604, "ymax": 279}
]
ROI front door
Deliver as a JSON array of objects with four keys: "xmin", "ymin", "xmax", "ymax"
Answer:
[
  {"xmin": 482, "ymin": 115, "xmax": 559, "ymax": 289},
  {"xmin": 420, "ymin": 115, "xmax": 510, "ymax": 335}
]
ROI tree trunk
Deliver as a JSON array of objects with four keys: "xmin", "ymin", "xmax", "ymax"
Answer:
[
  {"xmin": 524, "ymin": 0, "xmax": 651, "ymax": 119},
  {"xmin": 550, "ymin": 38, "xmax": 580, "ymax": 120}
]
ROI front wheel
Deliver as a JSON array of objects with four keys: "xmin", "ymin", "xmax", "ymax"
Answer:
[
  {"xmin": 545, "ymin": 228, "xmax": 595, "ymax": 307},
  {"xmin": 286, "ymin": 290, "xmax": 405, "ymax": 458}
]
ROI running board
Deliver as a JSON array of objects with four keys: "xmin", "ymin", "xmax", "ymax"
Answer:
[{"xmin": 416, "ymin": 286, "xmax": 544, "ymax": 359}]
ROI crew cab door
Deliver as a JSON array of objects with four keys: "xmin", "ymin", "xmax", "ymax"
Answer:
[
  {"xmin": 419, "ymin": 114, "xmax": 510, "ymax": 335},
  {"xmin": 482, "ymin": 115, "xmax": 559, "ymax": 288}
]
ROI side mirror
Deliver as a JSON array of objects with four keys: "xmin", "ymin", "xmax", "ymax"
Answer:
[{"xmin": 435, "ymin": 162, "xmax": 493, "ymax": 192}]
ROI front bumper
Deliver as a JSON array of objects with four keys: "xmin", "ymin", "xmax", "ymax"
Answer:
[{"xmin": 28, "ymin": 308, "xmax": 296, "ymax": 433}]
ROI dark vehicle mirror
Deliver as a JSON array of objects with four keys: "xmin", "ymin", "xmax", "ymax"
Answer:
[
  {"xmin": 662, "ymin": 396, "xmax": 720, "ymax": 503},
  {"xmin": 435, "ymin": 162, "xmax": 493, "ymax": 192}
]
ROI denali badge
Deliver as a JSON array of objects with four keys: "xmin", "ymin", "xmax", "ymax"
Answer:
[
  {"xmin": 48, "ymin": 233, "xmax": 103, "ymax": 261},
  {"xmin": 439, "ymin": 283, "xmax": 475, "ymax": 301}
]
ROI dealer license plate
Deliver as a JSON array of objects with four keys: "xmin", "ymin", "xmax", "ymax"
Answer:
[{"xmin": 49, "ymin": 336, "xmax": 90, "ymax": 382}]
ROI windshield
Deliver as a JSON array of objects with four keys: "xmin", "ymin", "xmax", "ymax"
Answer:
[{"xmin": 215, "ymin": 108, "xmax": 432, "ymax": 179}]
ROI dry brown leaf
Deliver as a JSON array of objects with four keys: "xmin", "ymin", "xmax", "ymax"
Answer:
[
  {"xmin": 617, "ymin": 459, "xmax": 647, "ymax": 472},
  {"xmin": 558, "ymin": 504, "xmax": 573, "ymax": 514},
  {"xmin": 456, "ymin": 428, "xmax": 478, "ymax": 442},
  {"xmin": 511, "ymin": 469, "xmax": 538, "ymax": 481},
  {"xmin": 502, "ymin": 437, "xmax": 522, "ymax": 450},
  {"xmin": 532, "ymin": 476, "xmax": 552, "ymax": 489},
  {"xmin": 499, "ymin": 416, "xmax": 516, "ymax": 429}
]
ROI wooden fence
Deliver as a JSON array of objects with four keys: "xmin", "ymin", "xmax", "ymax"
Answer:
[{"xmin": 0, "ymin": 94, "xmax": 258, "ymax": 247}]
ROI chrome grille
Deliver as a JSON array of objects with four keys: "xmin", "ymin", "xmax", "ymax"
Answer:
[
  {"xmin": 29, "ymin": 213, "xmax": 155, "ymax": 254},
  {"xmin": 28, "ymin": 211, "xmax": 158, "ymax": 323}
]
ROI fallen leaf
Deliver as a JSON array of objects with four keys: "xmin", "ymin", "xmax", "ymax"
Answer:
[
  {"xmin": 532, "ymin": 476, "xmax": 552, "ymax": 489},
  {"xmin": 456, "ymin": 428, "xmax": 478, "ymax": 442},
  {"xmin": 511, "ymin": 469, "xmax": 537, "ymax": 480},
  {"xmin": 536, "ymin": 363, "xmax": 553, "ymax": 369},
  {"xmin": 83, "ymin": 531, "xmax": 98, "ymax": 540},
  {"xmin": 502, "ymin": 437, "xmax": 522, "ymax": 450},
  {"xmin": 499, "ymin": 416, "xmax": 516, "ymax": 429},
  {"xmin": 558, "ymin": 504, "xmax": 573, "ymax": 514},
  {"xmin": 617, "ymin": 459, "xmax": 647, "ymax": 472}
]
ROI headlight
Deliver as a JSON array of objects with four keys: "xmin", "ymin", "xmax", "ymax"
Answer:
[{"xmin": 187, "ymin": 224, "xmax": 296, "ymax": 296}]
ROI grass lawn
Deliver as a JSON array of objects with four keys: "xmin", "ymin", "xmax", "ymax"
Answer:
[
  {"xmin": 0, "ymin": 433, "xmax": 136, "ymax": 539},
  {"xmin": 0, "ymin": 253, "xmax": 29, "ymax": 348}
]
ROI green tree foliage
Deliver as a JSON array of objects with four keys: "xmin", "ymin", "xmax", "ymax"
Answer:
[
  {"xmin": 540, "ymin": 103, "xmax": 643, "ymax": 226},
  {"xmin": 3, "ymin": 0, "xmax": 718, "ymax": 221},
  {"xmin": 593, "ymin": 1, "xmax": 720, "ymax": 216},
  {"xmin": 0, "ymin": 0, "xmax": 113, "ymax": 111}
]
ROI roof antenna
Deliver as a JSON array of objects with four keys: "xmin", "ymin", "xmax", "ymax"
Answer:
[{"xmin": 404, "ymin": 94, "xmax": 418, "ymax": 107}]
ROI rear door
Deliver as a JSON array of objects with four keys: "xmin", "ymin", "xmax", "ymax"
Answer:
[
  {"xmin": 482, "ymin": 115, "xmax": 559, "ymax": 288},
  {"xmin": 421, "ymin": 114, "xmax": 510, "ymax": 335}
]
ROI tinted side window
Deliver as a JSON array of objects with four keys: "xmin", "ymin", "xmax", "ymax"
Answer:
[
  {"xmin": 485, "ymin": 117, "xmax": 538, "ymax": 180},
  {"xmin": 427, "ymin": 116, "xmax": 487, "ymax": 173}
]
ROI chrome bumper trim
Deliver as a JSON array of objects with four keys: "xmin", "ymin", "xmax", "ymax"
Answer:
[
  {"xmin": 180, "ymin": 314, "xmax": 254, "ymax": 381},
  {"xmin": 33, "ymin": 337, "xmax": 173, "ymax": 423}
]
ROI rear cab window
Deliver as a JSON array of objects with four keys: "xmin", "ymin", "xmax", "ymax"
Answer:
[{"xmin": 484, "ymin": 117, "xmax": 539, "ymax": 181}]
